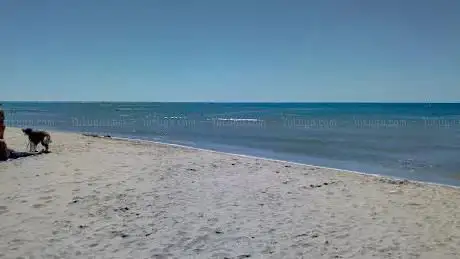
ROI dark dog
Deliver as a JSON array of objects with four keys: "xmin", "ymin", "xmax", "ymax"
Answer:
[{"xmin": 22, "ymin": 128, "xmax": 52, "ymax": 152}]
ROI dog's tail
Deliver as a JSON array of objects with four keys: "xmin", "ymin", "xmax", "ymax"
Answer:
[{"xmin": 43, "ymin": 134, "xmax": 52, "ymax": 145}]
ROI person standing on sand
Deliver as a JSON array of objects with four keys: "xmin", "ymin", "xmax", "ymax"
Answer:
[{"xmin": 0, "ymin": 108, "xmax": 5, "ymax": 139}]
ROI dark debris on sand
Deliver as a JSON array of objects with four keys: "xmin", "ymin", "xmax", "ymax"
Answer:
[
  {"xmin": 224, "ymin": 255, "xmax": 251, "ymax": 259},
  {"xmin": 82, "ymin": 134, "xmax": 112, "ymax": 139},
  {"xmin": 115, "ymin": 207, "xmax": 130, "ymax": 212},
  {"xmin": 307, "ymin": 181, "xmax": 337, "ymax": 189},
  {"xmin": 379, "ymin": 178, "xmax": 410, "ymax": 185},
  {"xmin": 69, "ymin": 197, "xmax": 83, "ymax": 204},
  {"xmin": 111, "ymin": 230, "xmax": 129, "ymax": 238}
]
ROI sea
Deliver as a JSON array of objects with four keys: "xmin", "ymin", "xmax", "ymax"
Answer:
[{"xmin": 1, "ymin": 102, "xmax": 460, "ymax": 186}]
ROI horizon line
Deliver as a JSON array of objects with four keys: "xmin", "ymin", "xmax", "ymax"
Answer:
[{"xmin": 1, "ymin": 100, "xmax": 459, "ymax": 104}]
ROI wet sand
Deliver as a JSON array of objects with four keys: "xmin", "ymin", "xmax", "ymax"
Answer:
[{"xmin": 1, "ymin": 127, "xmax": 460, "ymax": 258}]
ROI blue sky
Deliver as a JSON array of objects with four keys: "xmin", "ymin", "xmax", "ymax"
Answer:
[{"xmin": 1, "ymin": 0, "xmax": 459, "ymax": 102}]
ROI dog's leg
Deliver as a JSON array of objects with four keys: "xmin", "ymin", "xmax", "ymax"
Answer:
[
  {"xmin": 31, "ymin": 142, "xmax": 37, "ymax": 152},
  {"xmin": 41, "ymin": 135, "xmax": 51, "ymax": 152},
  {"xmin": 41, "ymin": 141, "xmax": 49, "ymax": 152}
]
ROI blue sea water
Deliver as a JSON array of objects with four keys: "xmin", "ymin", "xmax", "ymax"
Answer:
[{"xmin": 2, "ymin": 102, "xmax": 460, "ymax": 186}]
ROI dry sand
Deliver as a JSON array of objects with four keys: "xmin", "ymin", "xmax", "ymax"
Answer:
[{"xmin": 1, "ymin": 127, "xmax": 460, "ymax": 259}]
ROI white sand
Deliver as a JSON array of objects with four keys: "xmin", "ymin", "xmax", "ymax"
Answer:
[{"xmin": 1, "ymin": 127, "xmax": 460, "ymax": 259}]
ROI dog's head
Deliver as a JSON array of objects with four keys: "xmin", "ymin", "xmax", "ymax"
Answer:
[{"xmin": 22, "ymin": 128, "xmax": 33, "ymax": 135}]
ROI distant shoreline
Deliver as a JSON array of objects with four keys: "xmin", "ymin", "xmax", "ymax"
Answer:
[{"xmin": 1, "ymin": 101, "xmax": 460, "ymax": 104}]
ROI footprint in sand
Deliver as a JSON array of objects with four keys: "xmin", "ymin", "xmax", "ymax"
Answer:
[
  {"xmin": 0, "ymin": 205, "xmax": 9, "ymax": 215},
  {"xmin": 198, "ymin": 226, "xmax": 214, "ymax": 232},
  {"xmin": 184, "ymin": 234, "xmax": 209, "ymax": 250},
  {"xmin": 39, "ymin": 196, "xmax": 54, "ymax": 204},
  {"xmin": 207, "ymin": 217, "xmax": 219, "ymax": 225},
  {"xmin": 210, "ymin": 249, "xmax": 252, "ymax": 258},
  {"xmin": 150, "ymin": 254, "xmax": 173, "ymax": 259},
  {"xmin": 209, "ymin": 250, "xmax": 236, "ymax": 258},
  {"xmin": 32, "ymin": 203, "xmax": 45, "ymax": 208},
  {"xmin": 63, "ymin": 161, "xmax": 72, "ymax": 167},
  {"xmin": 9, "ymin": 238, "xmax": 25, "ymax": 247},
  {"xmin": 39, "ymin": 196, "xmax": 53, "ymax": 201}
]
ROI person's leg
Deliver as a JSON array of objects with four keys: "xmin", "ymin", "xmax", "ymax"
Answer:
[
  {"xmin": 0, "ymin": 140, "xmax": 8, "ymax": 161},
  {"xmin": 0, "ymin": 125, "xmax": 4, "ymax": 140},
  {"xmin": 0, "ymin": 109, "xmax": 5, "ymax": 139}
]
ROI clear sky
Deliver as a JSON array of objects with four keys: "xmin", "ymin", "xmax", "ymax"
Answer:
[{"xmin": 1, "ymin": 0, "xmax": 459, "ymax": 102}]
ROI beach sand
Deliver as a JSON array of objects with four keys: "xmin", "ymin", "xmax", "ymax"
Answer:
[{"xmin": 1, "ymin": 127, "xmax": 460, "ymax": 259}]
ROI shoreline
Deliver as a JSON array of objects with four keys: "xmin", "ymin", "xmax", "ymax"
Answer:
[
  {"xmin": 45, "ymin": 127, "xmax": 460, "ymax": 190},
  {"xmin": 5, "ymin": 125, "xmax": 460, "ymax": 189},
  {"xmin": 107, "ymin": 135, "xmax": 460, "ymax": 190}
]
